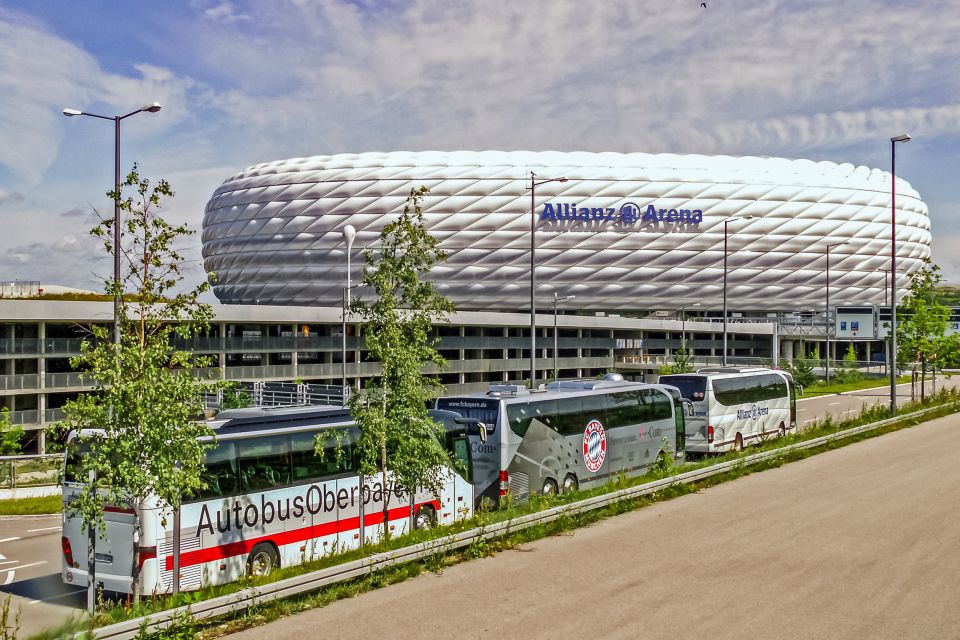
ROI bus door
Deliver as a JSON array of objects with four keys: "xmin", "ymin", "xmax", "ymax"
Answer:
[
  {"xmin": 435, "ymin": 398, "xmax": 502, "ymax": 509},
  {"xmin": 789, "ymin": 383, "xmax": 799, "ymax": 428}
]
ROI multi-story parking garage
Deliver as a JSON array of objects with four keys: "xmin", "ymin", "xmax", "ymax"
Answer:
[{"xmin": 202, "ymin": 151, "xmax": 931, "ymax": 311}]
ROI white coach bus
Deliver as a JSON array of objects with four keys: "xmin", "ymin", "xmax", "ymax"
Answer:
[
  {"xmin": 437, "ymin": 374, "xmax": 689, "ymax": 505},
  {"xmin": 61, "ymin": 406, "xmax": 480, "ymax": 595},
  {"xmin": 659, "ymin": 367, "xmax": 799, "ymax": 455}
]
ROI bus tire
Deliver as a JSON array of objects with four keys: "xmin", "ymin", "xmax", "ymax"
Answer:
[
  {"xmin": 414, "ymin": 505, "xmax": 436, "ymax": 531},
  {"xmin": 246, "ymin": 542, "xmax": 279, "ymax": 578},
  {"xmin": 778, "ymin": 421, "xmax": 786, "ymax": 437},
  {"xmin": 732, "ymin": 433, "xmax": 743, "ymax": 452},
  {"xmin": 562, "ymin": 474, "xmax": 579, "ymax": 494},
  {"xmin": 541, "ymin": 478, "xmax": 558, "ymax": 497}
]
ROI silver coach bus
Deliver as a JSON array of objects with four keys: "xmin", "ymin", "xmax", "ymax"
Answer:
[
  {"xmin": 659, "ymin": 367, "xmax": 799, "ymax": 455},
  {"xmin": 437, "ymin": 374, "xmax": 688, "ymax": 504}
]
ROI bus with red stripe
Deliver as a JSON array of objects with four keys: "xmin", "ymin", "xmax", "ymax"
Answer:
[{"xmin": 61, "ymin": 406, "xmax": 481, "ymax": 595}]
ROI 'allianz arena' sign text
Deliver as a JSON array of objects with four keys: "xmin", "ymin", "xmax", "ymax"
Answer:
[{"xmin": 540, "ymin": 201, "xmax": 703, "ymax": 230}]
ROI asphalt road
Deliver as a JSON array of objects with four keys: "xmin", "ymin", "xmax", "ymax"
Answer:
[
  {"xmin": 0, "ymin": 513, "xmax": 84, "ymax": 638},
  {"xmin": 228, "ymin": 411, "xmax": 960, "ymax": 640},
  {"xmin": 3, "ymin": 377, "xmax": 957, "ymax": 638}
]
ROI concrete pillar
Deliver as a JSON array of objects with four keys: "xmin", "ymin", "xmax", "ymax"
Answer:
[
  {"xmin": 290, "ymin": 323, "xmax": 298, "ymax": 381},
  {"xmin": 37, "ymin": 321, "xmax": 46, "ymax": 454},
  {"xmin": 219, "ymin": 322, "xmax": 228, "ymax": 380}
]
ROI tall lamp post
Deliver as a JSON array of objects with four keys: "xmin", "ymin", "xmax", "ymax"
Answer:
[
  {"xmin": 722, "ymin": 215, "xmax": 754, "ymax": 366},
  {"xmin": 890, "ymin": 133, "xmax": 911, "ymax": 415},
  {"xmin": 825, "ymin": 241, "xmax": 848, "ymax": 383},
  {"xmin": 553, "ymin": 292, "xmax": 575, "ymax": 380},
  {"xmin": 528, "ymin": 172, "xmax": 568, "ymax": 388},
  {"xmin": 62, "ymin": 103, "xmax": 162, "ymax": 346},
  {"xmin": 341, "ymin": 225, "xmax": 356, "ymax": 396}
]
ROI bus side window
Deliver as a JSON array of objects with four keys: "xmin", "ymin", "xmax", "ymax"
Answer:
[
  {"xmin": 238, "ymin": 435, "xmax": 291, "ymax": 491},
  {"xmin": 507, "ymin": 403, "xmax": 533, "ymax": 438},
  {"xmin": 194, "ymin": 441, "xmax": 238, "ymax": 500}
]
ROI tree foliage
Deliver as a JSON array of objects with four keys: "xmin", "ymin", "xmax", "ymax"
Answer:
[
  {"xmin": 341, "ymin": 186, "xmax": 456, "ymax": 524},
  {"xmin": 833, "ymin": 344, "xmax": 864, "ymax": 384},
  {"xmin": 0, "ymin": 409, "xmax": 23, "ymax": 456},
  {"xmin": 783, "ymin": 347, "xmax": 819, "ymax": 388},
  {"xmin": 669, "ymin": 346, "xmax": 695, "ymax": 374},
  {"xmin": 61, "ymin": 165, "xmax": 217, "ymax": 597},
  {"xmin": 897, "ymin": 261, "xmax": 950, "ymax": 371}
]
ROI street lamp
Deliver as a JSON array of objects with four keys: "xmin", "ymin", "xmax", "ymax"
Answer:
[
  {"xmin": 528, "ymin": 172, "xmax": 568, "ymax": 388},
  {"xmin": 825, "ymin": 241, "xmax": 848, "ymax": 384},
  {"xmin": 553, "ymin": 292, "xmax": 575, "ymax": 380},
  {"xmin": 62, "ymin": 102, "xmax": 162, "ymax": 346},
  {"xmin": 341, "ymin": 225, "xmax": 356, "ymax": 397},
  {"xmin": 890, "ymin": 133, "xmax": 911, "ymax": 415},
  {"xmin": 722, "ymin": 215, "xmax": 754, "ymax": 366}
]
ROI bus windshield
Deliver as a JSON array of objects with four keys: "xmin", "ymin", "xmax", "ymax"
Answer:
[{"xmin": 658, "ymin": 375, "xmax": 707, "ymax": 401}]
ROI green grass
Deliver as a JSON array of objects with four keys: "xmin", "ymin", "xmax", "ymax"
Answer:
[
  {"xmin": 801, "ymin": 375, "xmax": 913, "ymax": 396},
  {"xmin": 31, "ymin": 388, "xmax": 960, "ymax": 640},
  {"xmin": 0, "ymin": 494, "xmax": 60, "ymax": 515}
]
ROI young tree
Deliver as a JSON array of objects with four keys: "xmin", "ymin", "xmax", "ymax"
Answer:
[
  {"xmin": 342, "ymin": 186, "xmax": 455, "ymax": 537},
  {"xmin": 897, "ymin": 261, "xmax": 950, "ymax": 400},
  {"xmin": 783, "ymin": 347, "xmax": 818, "ymax": 388},
  {"xmin": 834, "ymin": 344, "xmax": 864, "ymax": 384},
  {"xmin": 62, "ymin": 165, "xmax": 217, "ymax": 601},
  {"xmin": 0, "ymin": 409, "xmax": 23, "ymax": 456},
  {"xmin": 669, "ymin": 346, "xmax": 695, "ymax": 374}
]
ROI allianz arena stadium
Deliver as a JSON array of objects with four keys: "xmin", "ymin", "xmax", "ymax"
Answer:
[{"xmin": 201, "ymin": 151, "xmax": 931, "ymax": 311}]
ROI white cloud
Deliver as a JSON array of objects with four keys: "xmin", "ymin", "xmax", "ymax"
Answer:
[{"xmin": 204, "ymin": 1, "xmax": 251, "ymax": 23}]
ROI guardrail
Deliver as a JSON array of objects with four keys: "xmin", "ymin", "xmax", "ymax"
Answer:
[
  {"xmin": 87, "ymin": 400, "xmax": 960, "ymax": 639},
  {"xmin": 0, "ymin": 453, "xmax": 63, "ymax": 489}
]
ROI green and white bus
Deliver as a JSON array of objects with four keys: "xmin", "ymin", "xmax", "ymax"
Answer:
[
  {"xmin": 437, "ymin": 374, "xmax": 688, "ymax": 504},
  {"xmin": 659, "ymin": 367, "xmax": 799, "ymax": 455}
]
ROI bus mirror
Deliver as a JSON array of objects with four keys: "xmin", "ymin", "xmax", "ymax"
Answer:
[
  {"xmin": 478, "ymin": 423, "xmax": 488, "ymax": 443},
  {"xmin": 682, "ymin": 399, "xmax": 695, "ymax": 417},
  {"xmin": 796, "ymin": 384, "xmax": 804, "ymax": 397}
]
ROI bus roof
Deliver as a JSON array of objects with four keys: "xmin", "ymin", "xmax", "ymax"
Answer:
[{"xmin": 441, "ymin": 378, "xmax": 671, "ymax": 404}]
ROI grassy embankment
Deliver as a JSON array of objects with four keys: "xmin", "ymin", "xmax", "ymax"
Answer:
[{"xmin": 0, "ymin": 495, "xmax": 60, "ymax": 516}]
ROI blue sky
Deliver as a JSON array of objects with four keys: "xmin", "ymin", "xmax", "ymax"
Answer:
[{"xmin": 1, "ymin": 0, "xmax": 959, "ymax": 292}]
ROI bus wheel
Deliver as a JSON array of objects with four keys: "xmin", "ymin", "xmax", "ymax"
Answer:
[
  {"xmin": 414, "ymin": 505, "xmax": 436, "ymax": 531},
  {"xmin": 246, "ymin": 542, "xmax": 279, "ymax": 578},
  {"xmin": 732, "ymin": 434, "xmax": 743, "ymax": 452},
  {"xmin": 541, "ymin": 478, "xmax": 558, "ymax": 497},
  {"xmin": 778, "ymin": 422, "xmax": 786, "ymax": 437},
  {"xmin": 562, "ymin": 474, "xmax": 579, "ymax": 494}
]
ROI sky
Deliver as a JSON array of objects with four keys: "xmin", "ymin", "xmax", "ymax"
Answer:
[{"xmin": 1, "ymin": 0, "xmax": 959, "ymax": 295}]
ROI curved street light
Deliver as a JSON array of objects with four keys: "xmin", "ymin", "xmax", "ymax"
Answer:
[
  {"xmin": 889, "ymin": 133, "xmax": 911, "ymax": 415},
  {"xmin": 528, "ymin": 172, "xmax": 568, "ymax": 387},
  {"xmin": 62, "ymin": 103, "xmax": 163, "ymax": 346}
]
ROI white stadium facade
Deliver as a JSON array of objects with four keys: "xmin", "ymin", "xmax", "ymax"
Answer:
[{"xmin": 201, "ymin": 151, "xmax": 931, "ymax": 312}]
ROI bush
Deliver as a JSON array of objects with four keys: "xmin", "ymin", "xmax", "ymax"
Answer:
[{"xmin": 783, "ymin": 348, "xmax": 818, "ymax": 388}]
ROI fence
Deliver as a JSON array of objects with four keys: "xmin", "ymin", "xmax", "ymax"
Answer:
[
  {"xmin": 204, "ymin": 381, "xmax": 350, "ymax": 411},
  {"xmin": 0, "ymin": 453, "xmax": 63, "ymax": 489}
]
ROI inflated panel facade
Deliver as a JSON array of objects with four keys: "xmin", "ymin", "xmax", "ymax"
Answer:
[{"xmin": 201, "ymin": 151, "xmax": 931, "ymax": 311}]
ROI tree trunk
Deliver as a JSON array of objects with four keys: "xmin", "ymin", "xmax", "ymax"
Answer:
[
  {"xmin": 921, "ymin": 356, "xmax": 926, "ymax": 402},
  {"xmin": 173, "ymin": 506, "xmax": 181, "ymax": 594}
]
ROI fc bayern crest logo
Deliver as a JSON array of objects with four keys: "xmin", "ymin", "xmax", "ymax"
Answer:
[{"xmin": 582, "ymin": 420, "xmax": 607, "ymax": 472}]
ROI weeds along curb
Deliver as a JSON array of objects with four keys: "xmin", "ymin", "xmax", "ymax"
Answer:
[{"xmin": 79, "ymin": 399, "xmax": 960, "ymax": 640}]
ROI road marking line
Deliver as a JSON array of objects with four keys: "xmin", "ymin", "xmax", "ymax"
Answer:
[
  {"xmin": 26, "ymin": 588, "xmax": 85, "ymax": 605},
  {"xmin": 2, "ymin": 572, "xmax": 12, "ymax": 585},
  {"xmin": 0, "ymin": 537, "xmax": 21, "ymax": 544},
  {"xmin": 0, "ymin": 560, "xmax": 46, "ymax": 572},
  {"xmin": 28, "ymin": 600, "xmax": 40, "ymax": 605},
  {"xmin": 0, "ymin": 553, "xmax": 5, "ymax": 560},
  {"xmin": 0, "ymin": 560, "xmax": 17, "ymax": 566},
  {"xmin": 26, "ymin": 526, "xmax": 61, "ymax": 533},
  {"xmin": 827, "ymin": 402, "xmax": 842, "ymax": 406}
]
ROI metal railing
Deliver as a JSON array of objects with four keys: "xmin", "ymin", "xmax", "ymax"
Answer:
[
  {"xmin": 0, "ymin": 453, "xmax": 63, "ymax": 488},
  {"xmin": 204, "ymin": 382, "xmax": 350, "ymax": 410},
  {"xmin": 88, "ymin": 400, "xmax": 959, "ymax": 640}
]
